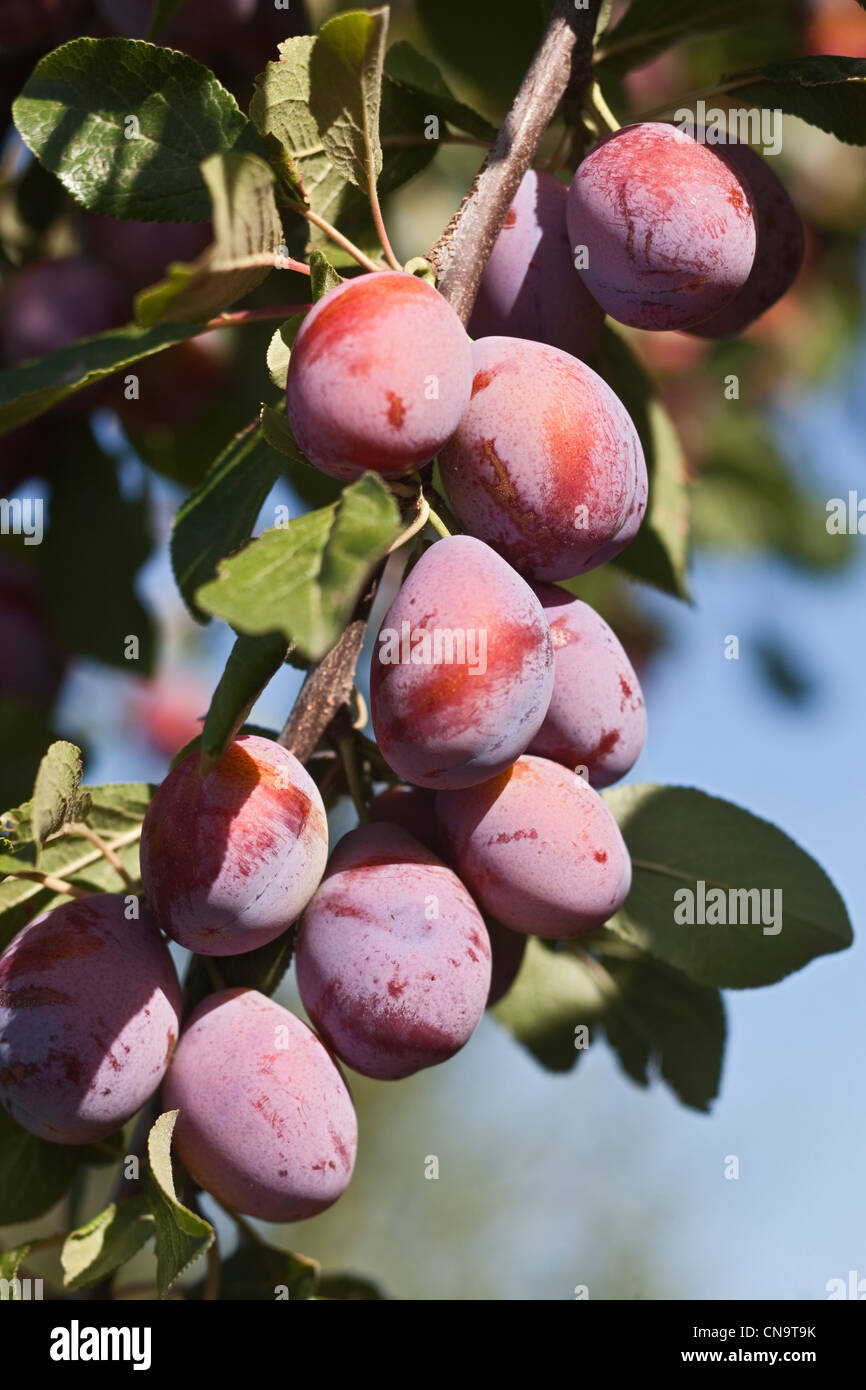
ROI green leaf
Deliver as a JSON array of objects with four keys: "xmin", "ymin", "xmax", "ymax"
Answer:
[
  {"xmin": 309, "ymin": 248, "xmax": 343, "ymax": 301},
  {"xmin": 592, "ymin": 325, "xmax": 690, "ymax": 601},
  {"xmin": 199, "ymin": 633, "xmax": 289, "ymax": 776},
  {"xmin": 492, "ymin": 930, "xmax": 725, "ymax": 1111},
  {"xmin": 721, "ymin": 56, "xmax": 866, "ymax": 147},
  {"xmin": 384, "ymin": 41, "xmax": 497, "ymax": 140},
  {"xmin": 31, "ymin": 741, "xmax": 86, "ymax": 852},
  {"xmin": 170, "ymin": 421, "xmax": 284, "ymax": 622},
  {"xmin": 209, "ymin": 1241, "xmax": 319, "ymax": 1300},
  {"xmin": 13, "ymin": 38, "xmax": 258, "ymax": 221},
  {"xmin": 38, "ymin": 458, "xmax": 157, "ymax": 674},
  {"xmin": 0, "ymin": 1105, "xmax": 80, "ymax": 1225},
  {"xmin": 145, "ymin": 1110, "xmax": 214, "ymax": 1298},
  {"xmin": 492, "ymin": 937, "xmax": 605, "ymax": 1072},
  {"xmin": 596, "ymin": 0, "xmax": 788, "ymax": 78},
  {"xmin": 136, "ymin": 152, "xmax": 285, "ymax": 327},
  {"xmin": 250, "ymin": 36, "xmax": 436, "ymax": 234},
  {"xmin": 61, "ymin": 1197, "xmax": 154, "ymax": 1291},
  {"xmin": 586, "ymin": 937, "xmax": 726, "ymax": 1112},
  {"xmin": 604, "ymin": 784, "xmax": 854, "ymax": 988},
  {"xmin": 266, "ymin": 313, "xmax": 307, "ymax": 391},
  {"xmin": 196, "ymin": 473, "xmax": 402, "ymax": 661},
  {"xmin": 0, "ymin": 782, "xmax": 153, "ymax": 951},
  {"xmin": 310, "ymin": 7, "xmax": 389, "ymax": 193},
  {"xmin": 0, "ymin": 320, "xmax": 198, "ymax": 435}
]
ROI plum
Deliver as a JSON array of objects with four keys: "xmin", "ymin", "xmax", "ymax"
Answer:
[
  {"xmin": 438, "ymin": 338, "xmax": 647, "ymax": 581},
  {"xmin": 295, "ymin": 823, "xmax": 491, "ymax": 1080},
  {"xmin": 370, "ymin": 535, "xmax": 554, "ymax": 789},
  {"xmin": 436, "ymin": 755, "xmax": 631, "ymax": 938},
  {"xmin": 528, "ymin": 584, "xmax": 646, "ymax": 787},
  {"xmin": 368, "ymin": 784, "xmax": 443, "ymax": 856},
  {"xmin": 0, "ymin": 259, "xmax": 127, "ymax": 367},
  {"xmin": 164, "ymin": 988, "xmax": 356, "ymax": 1222},
  {"xmin": 0, "ymin": 894, "xmax": 182, "ymax": 1144},
  {"xmin": 140, "ymin": 734, "xmax": 327, "ymax": 957},
  {"xmin": 688, "ymin": 142, "xmax": 805, "ymax": 337},
  {"xmin": 286, "ymin": 271, "xmax": 473, "ymax": 481},
  {"xmin": 469, "ymin": 169, "xmax": 604, "ymax": 359},
  {"xmin": 566, "ymin": 123, "xmax": 757, "ymax": 331}
]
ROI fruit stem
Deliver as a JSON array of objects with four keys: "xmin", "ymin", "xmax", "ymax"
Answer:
[
  {"xmin": 283, "ymin": 199, "xmax": 383, "ymax": 274},
  {"xmin": 426, "ymin": 502, "xmax": 453, "ymax": 540},
  {"xmin": 201, "ymin": 304, "xmax": 314, "ymax": 333},
  {"xmin": 64, "ymin": 822, "xmax": 136, "ymax": 891},
  {"xmin": 8, "ymin": 871, "xmax": 92, "ymax": 898},
  {"xmin": 388, "ymin": 495, "xmax": 430, "ymax": 553},
  {"xmin": 339, "ymin": 735, "xmax": 369, "ymax": 825},
  {"xmin": 368, "ymin": 171, "xmax": 403, "ymax": 273},
  {"xmin": 588, "ymin": 82, "xmax": 621, "ymax": 134}
]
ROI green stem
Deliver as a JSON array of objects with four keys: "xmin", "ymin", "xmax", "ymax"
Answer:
[
  {"xmin": 202, "ymin": 303, "xmax": 313, "ymax": 333},
  {"xmin": 283, "ymin": 199, "xmax": 383, "ymax": 274},
  {"xmin": 587, "ymin": 81, "xmax": 621, "ymax": 134},
  {"xmin": 368, "ymin": 173, "xmax": 403, "ymax": 273},
  {"xmin": 426, "ymin": 503, "xmax": 453, "ymax": 540}
]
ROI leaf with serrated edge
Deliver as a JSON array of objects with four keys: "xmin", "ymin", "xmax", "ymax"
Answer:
[
  {"xmin": 250, "ymin": 36, "xmax": 435, "ymax": 236},
  {"xmin": 146, "ymin": 1110, "xmax": 214, "ymax": 1298},
  {"xmin": 310, "ymin": 8, "xmax": 388, "ymax": 192},
  {"xmin": 136, "ymin": 152, "xmax": 285, "ymax": 327},
  {"xmin": 13, "ymin": 39, "xmax": 256, "ymax": 221},
  {"xmin": 31, "ymin": 741, "xmax": 84, "ymax": 851},
  {"xmin": 195, "ymin": 473, "xmax": 402, "ymax": 660},
  {"xmin": 61, "ymin": 1197, "xmax": 154, "ymax": 1291},
  {"xmin": 723, "ymin": 56, "xmax": 866, "ymax": 147},
  {"xmin": 603, "ymin": 784, "xmax": 853, "ymax": 988}
]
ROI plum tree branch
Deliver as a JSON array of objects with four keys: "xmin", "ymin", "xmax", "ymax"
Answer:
[{"xmin": 428, "ymin": 0, "xmax": 603, "ymax": 322}]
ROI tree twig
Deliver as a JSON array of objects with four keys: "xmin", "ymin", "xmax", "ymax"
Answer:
[{"xmin": 428, "ymin": 0, "xmax": 602, "ymax": 321}]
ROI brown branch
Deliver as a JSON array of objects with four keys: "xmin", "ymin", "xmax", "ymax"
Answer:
[
  {"xmin": 277, "ymin": 612, "xmax": 373, "ymax": 763},
  {"xmin": 428, "ymin": 0, "xmax": 602, "ymax": 322}
]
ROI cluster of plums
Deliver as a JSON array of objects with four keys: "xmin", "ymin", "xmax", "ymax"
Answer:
[{"xmin": 0, "ymin": 122, "xmax": 804, "ymax": 1225}]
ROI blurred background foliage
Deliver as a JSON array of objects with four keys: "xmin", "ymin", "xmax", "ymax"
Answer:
[{"xmin": 0, "ymin": 0, "xmax": 864, "ymax": 1299}]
